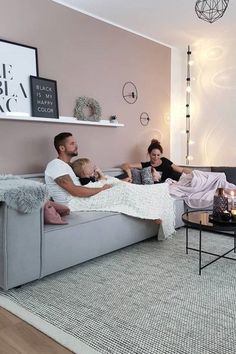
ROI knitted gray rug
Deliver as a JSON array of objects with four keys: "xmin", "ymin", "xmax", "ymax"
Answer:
[{"xmin": 1, "ymin": 228, "xmax": 236, "ymax": 354}]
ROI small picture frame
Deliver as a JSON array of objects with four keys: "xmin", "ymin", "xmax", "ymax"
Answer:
[{"xmin": 30, "ymin": 76, "xmax": 59, "ymax": 118}]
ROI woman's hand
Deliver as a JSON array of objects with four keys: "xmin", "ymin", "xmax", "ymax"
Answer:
[{"xmin": 151, "ymin": 168, "xmax": 162, "ymax": 182}]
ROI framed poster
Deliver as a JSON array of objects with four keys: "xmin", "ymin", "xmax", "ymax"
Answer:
[
  {"xmin": 0, "ymin": 39, "xmax": 38, "ymax": 115},
  {"xmin": 30, "ymin": 76, "xmax": 59, "ymax": 118}
]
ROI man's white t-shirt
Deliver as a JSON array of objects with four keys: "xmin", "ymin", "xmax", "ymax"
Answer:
[{"xmin": 45, "ymin": 159, "xmax": 81, "ymax": 204}]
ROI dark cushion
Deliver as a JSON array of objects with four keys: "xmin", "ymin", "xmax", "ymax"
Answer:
[{"xmin": 211, "ymin": 167, "xmax": 236, "ymax": 185}]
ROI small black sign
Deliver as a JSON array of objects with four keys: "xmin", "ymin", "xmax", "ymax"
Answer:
[{"xmin": 30, "ymin": 76, "xmax": 59, "ymax": 118}]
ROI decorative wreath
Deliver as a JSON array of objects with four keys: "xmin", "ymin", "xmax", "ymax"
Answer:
[{"xmin": 74, "ymin": 96, "xmax": 102, "ymax": 122}]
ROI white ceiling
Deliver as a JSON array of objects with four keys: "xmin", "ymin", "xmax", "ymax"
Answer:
[{"xmin": 52, "ymin": 0, "xmax": 235, "ymax": 48}]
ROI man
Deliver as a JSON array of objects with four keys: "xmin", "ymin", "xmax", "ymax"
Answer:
[{"xmin": 45, "ymin": 132, "xmax": 111, "ymax": 204}]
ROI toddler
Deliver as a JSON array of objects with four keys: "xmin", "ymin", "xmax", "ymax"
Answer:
[
  {"xmin": 72, "ymin": 158, "xmax": 131, "ymax": 185},
  {"xmin": 72, "ymin": 158, "xmax": 106, "ymax": 185}
]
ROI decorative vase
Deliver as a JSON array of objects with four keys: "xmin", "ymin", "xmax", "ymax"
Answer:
[{"xmin": 213, "ymin": 188, "xmax": 228, "ymax": 217}]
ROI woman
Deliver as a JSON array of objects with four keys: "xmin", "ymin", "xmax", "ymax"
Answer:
[{"xmin": 121, "ymin": 139, "xmax": 192, "ymax": 183}]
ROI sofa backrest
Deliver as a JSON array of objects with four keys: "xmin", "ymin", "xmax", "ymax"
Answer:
[
  {"xmin": 181, "ymin": 166, "xmax": 236, "ymax": 185},
  {"xmin": 210, "ymin": 167, "xmax": 236, "ymax": 185},
  {"xmin": 20, "ymin": 168, "xmax": 123, "ymax": 183},
  {"xmin": 19, "ymin": 173, "xmax": 45, "ymax": 183},
  {"xmin": 180, "ymin": 165, "xmax": 211, "ymax": 172},
  {"xmin": 18, "ymin": 166, "xmax": 236, "ymax": 185}
]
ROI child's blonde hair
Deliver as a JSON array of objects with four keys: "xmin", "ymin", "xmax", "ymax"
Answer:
[{"xmin": 72, "ymin": 158, "xmax": 91, "ymax": 177}]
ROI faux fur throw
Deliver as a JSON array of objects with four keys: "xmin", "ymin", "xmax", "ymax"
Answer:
[{"xmin": 0, "ymin": 175, "xmax": 48, "ymax": 213}]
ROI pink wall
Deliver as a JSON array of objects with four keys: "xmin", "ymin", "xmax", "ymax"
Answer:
[{"xmin": 0, "ymin": 0, "xmax": 171, "ymax": 174}]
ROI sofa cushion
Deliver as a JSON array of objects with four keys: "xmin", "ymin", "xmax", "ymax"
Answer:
[
  {"xmin": 44, "ymin": 201, "xmax": 70, "ymax": 225},
  {"xmin": 211, "ymin": 167, "xmax": 236, "ymax": 185},
  {"xmin": 131, "ymin": 167, "xmax": 155, "ymax": 184},
  {"xmin": 131, "ymin": 168, "xmax": 142, "ymax": 184},
  {"xmin": 140, "ymin": 167, "xmax": 154, "ymax": 184},
  {"xmin": 44, "ymin": 210, "xmax": 119, "ymax": 231}
]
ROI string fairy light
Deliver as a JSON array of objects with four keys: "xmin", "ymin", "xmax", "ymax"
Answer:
[{"xmin": 185, "ymin": 45, "xmax": 192, "ymax": 165}]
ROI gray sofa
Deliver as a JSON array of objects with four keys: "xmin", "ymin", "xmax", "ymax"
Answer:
[
  {"xmin": 1, "ymin": 166, "xmax": 235, "ymax": 291},
  {"xmin": 0, "ymin": 168, "xmax": 184, "ymax": 291},
  {"xmin": 0, "ymin": 204, "xmax": 162, "ymax": 291}
]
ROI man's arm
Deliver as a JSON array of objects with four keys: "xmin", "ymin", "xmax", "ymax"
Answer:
[{"xmin": 55, "ymin": 175, "xmax": 111, "ymax": 197}]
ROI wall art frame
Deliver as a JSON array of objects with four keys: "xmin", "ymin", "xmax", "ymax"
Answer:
[
  {"xmin": 30, "ymin": 76, "xmax": 59, "ymax": 119},
  {"xmin": 0, "ymin": 38, "xmax": 38, "ymax": 116}
]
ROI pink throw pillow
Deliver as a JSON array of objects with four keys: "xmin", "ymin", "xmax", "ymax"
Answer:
[
  {"xmin": 49, "ymin": 201, "xmax": 70, "ymax": 217},
  {"xmin": 44, "ymin": 201, "xmax": 70, "ymax": 225}
]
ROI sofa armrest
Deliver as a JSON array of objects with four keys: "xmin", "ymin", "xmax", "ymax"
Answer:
[{"xmin": 0, "ymin": 202, "xmax": 42, "ymax": 290}]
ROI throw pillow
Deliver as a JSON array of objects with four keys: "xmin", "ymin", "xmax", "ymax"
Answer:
[
  {"xmin": 131, "ymin": 168, "xmax": 142, "ymax": 184},
  {"xmin": 140, "ymin": 167, "xmax": 154, "ymax": 184},
  {"xmin": 50, "ymin": 201, "xmax": 70, "ymax": 217},
  {"xmin": 44, "ymin": 201, "xmax": 70, "ymax": 225}
]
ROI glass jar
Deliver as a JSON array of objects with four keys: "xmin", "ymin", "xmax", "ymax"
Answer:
[{"xmin": 213, "ymin": 188, "xmax": 228, "ymax": 217}]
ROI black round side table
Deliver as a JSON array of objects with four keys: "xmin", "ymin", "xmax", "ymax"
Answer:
[{"xmin": 182, "ymin": 210, "xmax": 236, "ymax": 275}]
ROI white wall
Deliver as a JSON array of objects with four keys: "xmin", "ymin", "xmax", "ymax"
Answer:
[{"xmin": 171, "ymin": 39, "xmax": 236, "ymax": 167}]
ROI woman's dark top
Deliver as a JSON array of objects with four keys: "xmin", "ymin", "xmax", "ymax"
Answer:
[{"xmin": 141, "ymin": 157, "xmax": 181, "ymax": 182}]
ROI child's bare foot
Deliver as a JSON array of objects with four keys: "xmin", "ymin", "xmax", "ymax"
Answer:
[{"xmin": 153, "ymin": 219, "xmax": 162, "ymax": 225}]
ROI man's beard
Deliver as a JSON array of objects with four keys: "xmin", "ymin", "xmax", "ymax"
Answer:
[{"xmin": 68, "ymin": 151, "xmax": 78, "ymax": 157}]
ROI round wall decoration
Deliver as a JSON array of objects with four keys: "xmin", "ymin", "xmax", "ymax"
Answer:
[
  {"xmin": 140, "ymin": 112, "xmax": 150, "ymax": 126},
  {"xmin": 74, "ymin": 96, "xmax": 102, "ymax": 122},
  {"xmin": 122, "ymin": 81, "xmax": 138, "ymax": 104}
]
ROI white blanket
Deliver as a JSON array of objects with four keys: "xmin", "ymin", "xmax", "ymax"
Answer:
[
  {"xmin": 68, "ymin": 177, "xmax": 175, "ymax": 239},
  {"xmin": 167, "ymin": 170, "xmax": 236, "ymax": 209}
]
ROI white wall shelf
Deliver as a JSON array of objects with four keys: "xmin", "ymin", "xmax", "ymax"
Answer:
[{"xmin": 0, "ymin": 114, "xmax": 124, "ymax": 127}]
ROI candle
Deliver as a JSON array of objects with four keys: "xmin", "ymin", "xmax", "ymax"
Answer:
[{"xmin": 231, "ymin": 209, "xmax": 236, "ymax": 220}]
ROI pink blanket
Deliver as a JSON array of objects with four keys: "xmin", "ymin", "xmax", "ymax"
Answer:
[{"xmin": 167, "ymin": 170, "xmax": 236, "ymax": 209}]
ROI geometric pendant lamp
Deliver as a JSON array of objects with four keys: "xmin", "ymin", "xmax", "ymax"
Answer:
[{"xmin": 195, "ymin": 0, "xmax": 230, "ymax": 23}]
